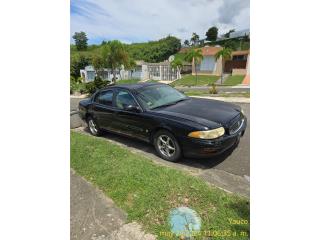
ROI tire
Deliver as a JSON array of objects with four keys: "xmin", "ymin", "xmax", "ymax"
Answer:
[
  {"xmin": 153, "ymin": 129, "xmax": 182, "ymax": 162},
  {"xmin": 87, "ymin": 116, "xmax": 102, "ymax": 136}
]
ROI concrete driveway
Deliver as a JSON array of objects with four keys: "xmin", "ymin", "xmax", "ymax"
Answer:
[{"xmin": 70, "ymin": 97, "xmax": 250, "ymax": 197}]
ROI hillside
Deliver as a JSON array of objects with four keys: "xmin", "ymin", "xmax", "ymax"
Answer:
[{"xmin": 71, "ymin": 36, "xmax": 181, "ymax": 63}]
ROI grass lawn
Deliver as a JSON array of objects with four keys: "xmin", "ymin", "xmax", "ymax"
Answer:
[
  {"xmin": 115, "ymin": 79, "xmax": 140, "ymax": 85},
  {"xmin": 183, "ymin": 90, "xmax": 209, "ymax": 96},
  {"xmin": 71, "ymin": 131, "xmax": 249, "ymax": 239},
  {"xmin": 170, "ymin": 74, "xmax": 220, "ymax": 87},
  {"xmin": 184, "ymin": 91, "xmax": 250, "ymax": 98},
  {"xmin": 218, "ymin": 92, "xmax": 250, "ymax": 98},
  {"xmin": 223, "ymin": 75, "xmax": 245, "ymax": 86},
  {"xmin": 145, "ymin": 79, "xmax": 159, "ymax": 83}
]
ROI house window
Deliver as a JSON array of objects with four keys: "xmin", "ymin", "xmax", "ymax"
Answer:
[
  {"xmin": 87, "ymin": 71, "xmax": 95, "ymax": 81},
  {"xmin": 199, "ymin": 56, "xmax": 215, "ymax": 71},
  {"xmin": 232, "ymin": 55, "xmax": 247, "ymax": 61}
]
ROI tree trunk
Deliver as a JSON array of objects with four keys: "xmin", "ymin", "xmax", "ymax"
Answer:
[
  {"xmin": 221, "ymin": 59, "xmax": 224, "ymax": 84},
  {"xmin": 177, "ymin": 67, "xmax": 181, "ymax": 79},
  {"xmin": 195, "ymin": 64, "xmax": 198, "ymax": 85},
  {"xmin": 119, "ymin": 68, "xmax": 123, "ymax": 80},
  {"xmin": 111, "ymin": 68, "xmax": 115, "ymax": 84}
]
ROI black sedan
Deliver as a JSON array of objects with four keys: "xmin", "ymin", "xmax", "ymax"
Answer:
[{"xmin": 78, "ymin": 83, "xmax": 246, "ymax": 162}]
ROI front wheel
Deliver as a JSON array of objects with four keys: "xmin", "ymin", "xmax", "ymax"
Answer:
[
  {"xmin": 153, "ymin": 130, "xmax": 182, "ymax": 162},
  {"xmin": 87, "ymin": 116, "xmax": 102, "ymax": 136}
]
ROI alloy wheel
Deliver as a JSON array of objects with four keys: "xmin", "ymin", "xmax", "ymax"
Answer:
[
  {"xmin": 157, "ymin": 135, "xmax": 176, "ymax": 157},
  {"xmin": 88, "ymin": 119, "xmax": 98, "ymax": 135}
]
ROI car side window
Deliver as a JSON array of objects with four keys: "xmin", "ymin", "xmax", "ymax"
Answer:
[
  {"xmin": 95, "ymin": 90, "xmax": 113, "ymax": 106},
  {"xmin": 115, "ymin": 90, "xmax": 137, "ymax": 110}
]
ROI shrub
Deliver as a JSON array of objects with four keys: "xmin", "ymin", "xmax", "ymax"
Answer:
[
  {"xmin": 70, "ymin": 76, "xmax": 77, "ymax": 94},
  {"xmin": 84, "ymin": 77, "xmax": 109, "ymax": 94},
  {"xmin": 209, "ymin": 83, "xmax": 218, "ymax": 94},
  {"xmin": 94, "ymin": 77, "xmax": 109, "ymax": 89},
  {"xmin": 70, "ymin": 54, "xmax": 91, "ymax": 78},
  {"xmin": 84, "ymin": 81, "xmax": 96, "ymax": 94},
  {"xmin": 76, "ymin": 76, "xmax": 83, "ymax": 84},
  {"xmin": 70, "ymin": 76, "xmax": 86, "ymax": 94},
  {"xmin": 79, "ymin": 84, "xmax": 86, "ymax": 94}
]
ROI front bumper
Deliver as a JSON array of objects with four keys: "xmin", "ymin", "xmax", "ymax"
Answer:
[{"xmin": 180, "ymin": 118, "xmax": 247, "ymax": 159}]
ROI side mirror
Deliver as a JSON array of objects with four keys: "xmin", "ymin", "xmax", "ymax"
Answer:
[{"xmin": 125, "ymin": 105, "xmax": 141, "ymax": 112}]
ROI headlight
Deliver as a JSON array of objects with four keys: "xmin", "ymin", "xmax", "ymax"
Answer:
[
  {"xmin": 188, "ymin": 127, "xmax": 225, "ymax": 139},
  {"xmin": 241, "ymin": 108, "xmax": 244, "ymax": 114}
]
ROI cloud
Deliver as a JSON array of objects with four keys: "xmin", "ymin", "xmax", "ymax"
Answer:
[
  {"xmin": 71, "ymin": 0, "xmax": 249, "ymax": 44},
  {"xmin": 218, "ymin": 0, "xmax": 249, "ymax": 24}
]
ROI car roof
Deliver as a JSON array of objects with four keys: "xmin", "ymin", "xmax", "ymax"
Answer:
[{"xmin": 103, "ymin": 82, "xmax": 165, "ymax": 91}]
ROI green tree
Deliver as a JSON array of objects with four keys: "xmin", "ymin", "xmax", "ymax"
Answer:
[
  {"xmin": 222, "ymin": 40, "xmax": 238, "ymax": 50},
  {"xmin": 170, "ymin": 58, "xmax": 183, "ymax": 79},
  {"xmin": 184, "ymin": 48, "xmax": 203, "ymax": 85},
  {"xmin": 125, "ymin": 36, "xmax": 181, "ymax": 63},
  {"xmin": 102, "ymin": 40, "xmax": 129, "ymax": 83},
  {"xmin": 190, "ymin": 32, "xmax": 200, "ymax": 46},
  {"xmin": 123, "ymin": 58, "xmax": 137, "ymax": 82},
  {"xmin": 70, "ymin": 54, "xmax": 90, "ymax": 78},
  {"xmin": 215, "ymin": 47, "xmax": 232, "ymax": 84},
  {"xmin": 205, "ymin": 26, "xmax": 218, "ymax": 41},
  {"xmin": 184, "ymin": 40, "xmax": 190, "ymax": 46},
  {"xmin": 223, "ymin": 29, "xmax": 235, "ymax": 38},
  {"xmin": 125, "ymin": 58, "xmax": 137, "ymax": 71},
  {"xmin": 72, "ymin": 31, "xmax": 88, "ymax": 50},
  {"xmin": 92, "ymin": 55, "xmax": 105, "ymax": 79}
]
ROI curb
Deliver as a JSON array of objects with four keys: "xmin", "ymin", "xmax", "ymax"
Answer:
[
  {"xmin": 70, "ymin": 94, "xmax": 89, "ymax": 99},
  {"xmin": 70, "ymin": 110, "xmax": 79, "ymax": 115}
]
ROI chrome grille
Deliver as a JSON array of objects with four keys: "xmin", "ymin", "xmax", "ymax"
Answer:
[{"xmin": 229, "ymin": 116, "xmax": 244, "ymax": 135}]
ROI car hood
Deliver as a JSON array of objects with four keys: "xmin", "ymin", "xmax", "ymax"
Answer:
[{"xmin": 150, "ymin": 97, "xmax": 241, "ymax": 127}]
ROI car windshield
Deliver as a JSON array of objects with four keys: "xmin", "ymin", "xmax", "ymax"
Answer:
[{"xmin": 136, "ymin": 85, "xmax": 188, "ymax": 110}]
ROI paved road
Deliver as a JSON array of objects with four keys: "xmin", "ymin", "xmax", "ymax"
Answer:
[
  {"xmin": 70, "ymin": 97, "xmax": 250, "ymax": 196},
  {"xmin": 71, "ymin": 97, "xmax": 85, "ymax": 112}
]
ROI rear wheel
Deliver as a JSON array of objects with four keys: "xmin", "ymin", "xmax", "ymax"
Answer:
[
  {"xmin": 153, "ymin": 130, "xmax": 181, "ymax": 162},
  {"xmin": 87, "ymin": 116, "xmax": 102, "ymax": 136}
]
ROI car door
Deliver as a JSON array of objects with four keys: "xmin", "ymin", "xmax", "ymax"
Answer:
[
  {"xmin": 91, "ymin": 90, "xmax": 115, "ymax": 130},
  {"xmin": 112, "ymin": 89, "xmax": 149, "ymax": 141}
]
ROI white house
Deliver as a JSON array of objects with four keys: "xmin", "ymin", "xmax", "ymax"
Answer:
[
  {"xmin": 80, "ymin": 65, "xmax": 132, "ymax": 83},
  {"xmin": 80, "ymin": 60, "xmax": 179, "ymax": 82}
]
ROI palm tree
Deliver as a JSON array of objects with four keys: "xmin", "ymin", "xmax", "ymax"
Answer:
[
  {"xmin": 170, "ymin": 58, "xmax": 183, "ymax": 80},
  {"xmin": 215, "ymin": 47, "xmax": 232, "ymax": 84},
  {"xmin": 185, "ymin": 48, "xmax": 203, "ymax": 85}
]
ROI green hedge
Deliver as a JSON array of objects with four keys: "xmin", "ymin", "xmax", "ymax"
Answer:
[{"xmin": 70, "ymin": 76, "xmax": 110, "ymax": 95}]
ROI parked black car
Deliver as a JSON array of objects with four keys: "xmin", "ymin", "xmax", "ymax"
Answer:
[{"xmin": 79, "ymin": 83, "xmax": 246, "ymax": 162}]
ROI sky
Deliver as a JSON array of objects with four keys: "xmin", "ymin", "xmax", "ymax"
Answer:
[{"xmin": 71, "ymin": 0, "xmax": 249, "ymax": 45}]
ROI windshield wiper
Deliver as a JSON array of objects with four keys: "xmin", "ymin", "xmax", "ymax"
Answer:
[
  {"xmin": 174, "ymin": 98, "xmax": 189, "ymax": 103},
  {"xmin": 150, "ymin": 98, "xmax": 189, "ymax": 110},
  {"xmin": 150, "ymin": 102, "xmax": 177, "ymax": 110}
]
